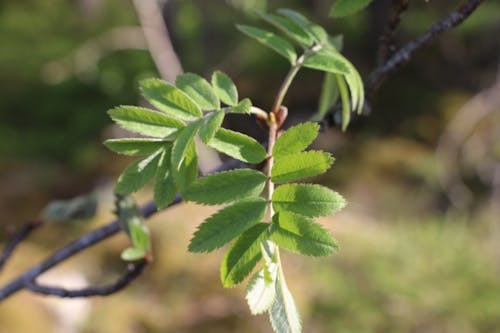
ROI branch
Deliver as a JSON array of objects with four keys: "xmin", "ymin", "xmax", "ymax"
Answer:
[
  {"xmin": 376, "ymin": 0, "xmax": 409, "ymax": 66},
  {"xmin": 0, "ymin": 220, "xmax": 42, "ymax": 272},
  {"xmin": 25, "ymin": 260, "xmax": 147, "ymax": 298},
  {"xmin": 366, "ymin": 0, "xmax": 484, "ymax": 97}
]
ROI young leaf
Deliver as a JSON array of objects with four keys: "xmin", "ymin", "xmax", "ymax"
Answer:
[
  {"xmin": 272, "ymin": 183, "xmax": 346, "ymax": 217},
  {"xmin": 176, "ymin": 73, "xmax": 220, "ymax": 111},
  {"xmin": 188, "ymin": 198, "xmax": 267, "ymax": 253},
  {"xmin": 184, "ymin": 169, "xmax": 267, "ymax": 205},
  {"xmin": 257, "ymin": 12, "xmax": 314, "ymax": 48},
  {"xmin": 271, "ymin": 151, "xmax": 334, "ymax": 183},
  {"xmin": 115, "ymin": 151, "xmax": 161, "ymax": 195},
  {"xmin": 271, "ymin": 212, "xmax": 339, "ymax": 256},
  {"xmin": 108, "ymin": 106, "xmax": 184, "ymax": 138},
  {"xmin": 208, "ymin": 128, "xmax": 267, "ymax": 164},
  {"xmin": 273, "ymin": 122, "xmax": 319, "ymax": 159},
  {"xmin": 212, "ymin": 71, "xmax": 238, "ymax": 106},
  {"xmin": 171, "ymin": 121, "xmax": 201, "ymax": 170},
  {"xmin": 199, "ymin": 110, "xmax": 225, "ymax": 144},
  {"xmin": 139, "ymin": 78, "xmax": 202, "ymax": 121},
  {"xmin": 237, "ymin": 25, "xmax": 297, "ymax": 64},
  {"xmin": 121, "ymin": 247, "xmax": 147, "ymax": 261},
  {"xmin": 277, "ymin": 8, "xmax": 327, "ymax": 45},
  {"xmin": 221, "ymin": 223, "xmax": 269, "ymax": 287},
  {"xmin": 330, "ymin": 0, "xmax": 373, "ymax": 18},
  {"xmin": 314, "ymin": 73, "xmax": 339, "ymax": 121},
  {"xmin": 154, "ymin": 146, "xmax": 177, "ymax": 209},
  {"xmin": 336, "ymin": 74, "xmax": 351, "ymax": 132},
  {"xmin": 104, "ymin": 138, "xmax": 170, "ymax": 156},
  {"xmin": 227, "ymin": 98, "xmax": 252, "ymax": 114},
  {"xmin": 302, "ymin": 50, "xmax": 351, "ymax": 75},
  {"xmin": 353, "ymin": 67, "xmax": 365, "ymax": 115},
  {"xmin": 269, "ymin": 273, "xmax": 302, "ymax": 333},
  {"xmin": 246, "ymin": 269, "xmax": 277, "ymax": 315},
  {"xmin": 172, "ymin": 139, "xmax": 198, "ymax": 191}
]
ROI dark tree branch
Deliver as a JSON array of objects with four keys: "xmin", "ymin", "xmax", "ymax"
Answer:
[
  {"xmin": 0, "ymin": 220, "xmax": 42, "ymax": 272},
  {"xmin": 367, "ymin": 0, "xmax": 484, "ymax": 98},
  {"xmin": 25, "ymin": 260, "xmax": 147, "ymax": 298},
  {"xmin": 376, "ymin": 0, "xmax": 409, "ymax": 66}
]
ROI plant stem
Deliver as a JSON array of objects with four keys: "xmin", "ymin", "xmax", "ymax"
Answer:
[{"xmin": 266, "ymin": 113, "xmax": 278, "ymax": 217}]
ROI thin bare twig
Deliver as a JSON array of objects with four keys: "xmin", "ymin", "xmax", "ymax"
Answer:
[
  {"xmin": 0, "ymin": 220, "xmax": 42, "ymax": 272},
  {"xmin": 376, "ymin": 0, "xmax": 409, "ymax": 66}
]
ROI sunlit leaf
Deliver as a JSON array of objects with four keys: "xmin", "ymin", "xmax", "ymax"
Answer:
[
  {"xmin": 271, "ymin": 212, "xmax": 338, "ymax": 256},
  {"xmin": 199, "ymin": 110, "xmax": 225, "ymax": 144},
  {"xmin": 212, "ymin": 71, "xmax": 238, "ymax": 106},
  {"xmin": 172, "ymin": 137, "xmax": 198, "ymax": 191},
  {"xmin": 269, "ymin": 272, "xmax": 302, "ymax": 333},
  {"xmin": 115, "ymin": 150, "xmax": 161, "ymax": 195},
  {"xmin": 184, "ymin": 169, "xmax": 266, "ymax": 205},
  {"xmin": 171, "ymin": 122, "xmax": 201, "ymax": 170},
  {"xmin": 302, "ymin": 50, "xmax": 351, "ymax": 75},
  {"xmin": 227, "ymin": 98, "xmax": 252, "ymax": 114},
  {"xmin": 246, "ymin": 269, "xmax": 277, "ymax": 315},
  {"xmin": 272, "ymin": 183, "xmax": 346, "ymax": 217},
  {"xmin": 273, "ymin": 122, "xmax": 319, "ymax": 159},
  {"xmin": 336, "ymin": 74, "xmax": 351, "ymax": 131},
  {"xmin": 105, "ymin": 138, "xmax": 170, "ymax": 156},
  {"xmin": 221, "ymin": 223, "xmax": 269, "ymax": 287},
  {"xmin": 108, "ymin": 106, "xmax": 184, "ymax": 138},
  {"xmin": 176, "ymin": 73, "xmax": 220, "ymax": 111},
  {"xmin": 272, "ymin": 151, "xmax": 334, "ymax": 183},
  {"xmin": 154, "ymin": 146, "xmax": 177, "ymax": 209},
  {"xmin": 209, "ymin": 128, "xmax": 267, "ymax": 164},
  {"xmin": 140, "ymin": 78, "xmax": 202, "ymax": 121},
  {"xmin": 237, "ymin": 24, "xmax": 297, "ymax": 64},
  {"xmin": 188, "ymin": 198, "xmax": 267, "ymax": 253}
]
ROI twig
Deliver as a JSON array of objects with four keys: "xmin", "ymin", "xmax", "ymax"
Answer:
[
  {"xmin": 376, "ymin": 0, "xmax": 409, "ymax": 66},
  {"xmin": 0, "ymin": 220, "xmax": 42, "ymax": 272},
  {"xmin": 366, "ymin": 0, "xmax": 484, "ymax": 97},
  {"xmin": 25, "ymin": 261, "xmax": 147, "ymax": 298}
]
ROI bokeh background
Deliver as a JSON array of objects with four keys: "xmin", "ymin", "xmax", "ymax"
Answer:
[{"xmin": 1, "ymin": 0, "xmax": 499, "ymax": 332}]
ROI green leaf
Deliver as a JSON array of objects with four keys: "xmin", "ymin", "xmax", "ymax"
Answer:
[
  {"xmin": 208, "ymin": 128, "xmax": 267, "ymax": 164},
  {"xmin": 302, "ymin": 50, "xmax": 351, "ymax": 75},
  {"xmin": 314, "ymin": 73, "xmax": 339, "ymax": 121},
  {"xmin": 273, "ymin": 122, "xmax": 319, "ymax": 159},
  {"xmin": 211, "ymin": 71, "xmax": 238, "ymax": 106},
  {"xmin": 269, "ymin": 273, "xmax": 302, "ymax": 333},
  {"xmin": 188, "ymin": 198, "xmax": 267, "ymax": 253},
  {"xmin": 154, "ymin": 146, "xmax": 177, "ymax": 209},
  {"xmin": 221, "ymin": 223, "xmax": 269, "ymax": 288},
  {"xmin": 272, "ymin": 151, "xmax": 334, "ymax": 183},
  {"xmin": 121, "ymin": 217, "xmax": 151, "ymax": 261},
  {"xmin": 172, "ymin": 139, "xmax": 198, "ymax": 191},
  {"xmin": 171, "ymin": 121, "xmax": 201, "ymax": 170},
  {"xmin": 176, "ymin": 73, "xmax": 220, "ymax": 111},
  {"xmin": 336, "ymin": 74, "xmax": 351, "ymax": 132},
  {"xmin": 237, "ymin": 24, "xmax": 297, "ymax": 64},
  {"xmin": 330, "ymin": 0, "xmax": 373, "ymax": 18},
  {"xmin": 258, "ymin": 12, "xmax": 314, "ymax": 48},
  {"xmin": 277, "ymin": 8, "xmax": 327, "ymax": 45},
  {"xmin": 184, "ymin": 169, "xmax": 267, "ymax": 205},
  {"xmin": 139, "ymin": 78, "xmax": 202, "ymax": 121},
  {"xmin": 272, "ymin": 183, "xmax": 346, "ymax": 217},
  {"xmin": 353, "ymin": 67, "xmax": 365, "ymax": 115},
  {"xmin": 104, "ymin": 138, "xmax": 170, "ymax": 156},
  {"xmin": 327, "ymin": 35, "xmax": 344, "ymax": 51},
  {"xmin": 246, "ymin": 269, "xmax": 277, "ymax": 315},
  {"xmin": 121, "ymin": 247, "xmax": 147, "ymax": 261},
  {"xmin": 108, "ymin": 106, "xmax": 184, "ymax": 138},
  {"xmin": 115, "ymin": 151, "xmax": 161, "ymax": 195},
  {"xmin": 228, "ymin": 98, "xmax": 252, "ymax": 114},
  {"xmin": 199, "ymin": 110, "xmax": 225, "ymax": 144},
  {"xmin": 271, "ymin": 212, "xmax": 338, "ymax": 256}
]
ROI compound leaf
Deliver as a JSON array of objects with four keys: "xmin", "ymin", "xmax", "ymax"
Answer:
[
  {"xmin": 221, "ymin": 223, "xmax": 269, "ymax": 288},
  {"xmin": 171, "ymin": 122, "xmax": 201, "ymax": 170},
  {"xmin": 209, "ymin": 128, "xmax": 267, "ymax": 164},
  {"xmin": 104, "ymin": 138, "xmax": 170, "ymax": 156},
  {"xmin": 199, "ymin": 110, "xmax": 225, "ymax": 144},
  {"xmin": 172, "ymin": 137, "xmax": 198, "ymax": 192},
  {"xmin": 228, "ymin": 98, "xmax": 252, "ymax": 114},
  {"xmin": 258, "ymin": 11, "xmax": 314, "ymax": 48},
  {"xmin": 188, "ymin": 198, "xmax": 267, "ymax": 253},
  {"xmin": 271, "ymin": 212, "xmax": 338, "ymax": 256},
  {"xmin": 269, "ymin": 272, "xmax": 301, "ymax": 333},
  {"xmin": 184, "ymin": 169, "xmax": 266, "ymax": 205},
  {"xmin": 154, "ymin": 146, "xmax": 177, "ymax": 209},
  {"xmin": 108, "ymin": 106, "xmax": 184, "ymax": 138},
  {"xmin": 212, "ymin": 71, "xmax": 238, "ymax": 106},
  {"xmin": 140, "ymin": 78, "xmax": 202, "ymax": 121},
  {"xmin": 246, "ymin": 268, "xmax": 277, "ymax": 315},
  {"xmin": 302, "ymin": 50, "xmax": 351, "ymax": 75},
  {"xmin": 277, "ymin": 8, "xmax": 327, "ymax": 45},
  {"xmin": 176, "ymin": 73, "xmax": 220, "ymax": 111},
  {"xmin": 272, "ymin": 151, "xmax": 334, "ymax": 183},
  {"xmin": 273, "ymin": 122, "xmax": 319, "ymax": 159},
  {"xmin": 314, "ymin": 72, "xmax": 339, "ymax": 121},
  {"xmin": 330, "ymin": 0, "xmax": 373, "ymax": 18},
  {"xmin": 272, "ymin": 183, "xmax": 346, "ymax": 217},
  {"xmin": 115, "ymin": 151, "xmax": 161, "ymax": 195},
  {"xmin": 237, "ymin": 25, "xmax": 297, "ymax": 64}
]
